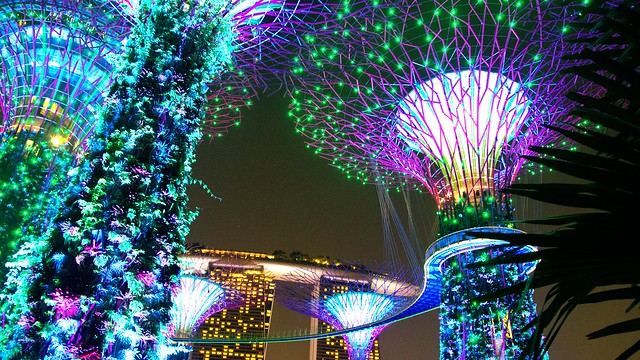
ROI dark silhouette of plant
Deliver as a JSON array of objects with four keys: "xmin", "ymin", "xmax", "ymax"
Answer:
[{"xmin": 471, "ymin": 2, "xmax": 640, "ymax": 359}]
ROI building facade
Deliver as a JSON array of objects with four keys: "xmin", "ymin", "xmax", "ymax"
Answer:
[{"xmin": 189, "ymin": 249, "xmax": 276, "ymax": 360}]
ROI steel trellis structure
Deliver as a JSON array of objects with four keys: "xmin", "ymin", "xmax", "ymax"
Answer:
[{"xmin": 287, "ymin": 0, "xmax": 578, "ymax": 357}]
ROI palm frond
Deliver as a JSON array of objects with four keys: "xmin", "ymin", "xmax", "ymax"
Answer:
[{"xmin": 471, "ymin": 1, "xmax": 640, "ymax": 358}]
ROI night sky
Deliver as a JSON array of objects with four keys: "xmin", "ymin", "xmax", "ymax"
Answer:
[{"xmin": 186, "ymin": 93, "xmax": 638, "ymax": 359}]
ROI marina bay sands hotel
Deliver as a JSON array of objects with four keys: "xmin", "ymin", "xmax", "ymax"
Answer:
[{"xmin": 182, "ymin": 248, "xmax": 394, "ymax": 360}]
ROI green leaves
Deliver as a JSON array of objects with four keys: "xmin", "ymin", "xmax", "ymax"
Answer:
[{"xmin": 1, "ymin": 0, "xmax": 234, "ymax": 358}]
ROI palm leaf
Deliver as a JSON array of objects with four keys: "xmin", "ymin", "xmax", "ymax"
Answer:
[{"xmin": 470, "ymin": 2, "xmax": 640, "ymax": 358}]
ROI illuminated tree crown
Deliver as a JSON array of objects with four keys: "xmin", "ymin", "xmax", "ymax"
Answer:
[
  {"xmin": 288, "ymin": 0, "xmax": 574, "ymax": 234},
  {"xmin": 324, "ymin": 292, "xmax": 396, "ymax": 360}
]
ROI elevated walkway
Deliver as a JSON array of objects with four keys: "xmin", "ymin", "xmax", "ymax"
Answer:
[{"xmin": 174, "ymin": 227, "xmax": 537, "ymax": 344}]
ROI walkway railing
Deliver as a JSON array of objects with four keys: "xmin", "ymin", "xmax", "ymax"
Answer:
[{"xmin": 173, "ymin": 227, "xmax": 537, "ymax": 344}]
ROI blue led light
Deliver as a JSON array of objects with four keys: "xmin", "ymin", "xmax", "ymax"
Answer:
[
  {"xmin": 324, "ymin": 292, "xmax": 396, "ymax": 360},
  {"xmin": 170, "ymin": 276, "xmax": 227, "ymax": 338}
]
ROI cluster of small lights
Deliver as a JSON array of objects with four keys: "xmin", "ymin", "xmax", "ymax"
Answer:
[
  {"xmin": 202, "ymin": 0, "xmax": 346, "ymax": 140},
  {"xmin": 0, "ymin": 132, "xmax": 75, "ymax": 282}
]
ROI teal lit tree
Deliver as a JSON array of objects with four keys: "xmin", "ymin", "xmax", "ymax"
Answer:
[
  {"xmin": 0, "ymin": 0, "xmax": 338, "ymax": 358},
  {"xmin": 0, "ymin": 135, "xmax": 74, "ymax": 284},
  {"xmin": 440, "ymin": 249, "xmax": 540, "ymax": 359},
  {"xmin": 0, "ymin": 0, "xmax": 131, "ymax": 285}
]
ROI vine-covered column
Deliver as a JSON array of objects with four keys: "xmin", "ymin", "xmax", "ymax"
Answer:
[
  {"xmin": 0, "ymin": 134, "xmax": 75, "ymax": 284},
  {"xmin": 0, "ymin": 0, "xmax": 232, "ymax": 358},
  {"xmin": 440, "ymin": 249, "xmax": 540, "ymax": 360}
]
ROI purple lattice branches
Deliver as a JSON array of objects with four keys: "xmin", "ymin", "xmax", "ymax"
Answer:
[
  {"xmin": 201, "ymin": 0, "xmax": 347, "ymax": 138},
  {"xmin": 0, "ymin": 0, "xmax": 132, "ymax": 150},
  {"xmin": 289, "ymin": 0, "xmax": 577, "ymax": 209}
]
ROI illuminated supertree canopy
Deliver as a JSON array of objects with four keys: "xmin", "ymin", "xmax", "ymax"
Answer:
[
  {"xmin": 0, "ymin": 0, "xmax": 342, "ymax": 358},
  {"xmin": 168, "ymin": 255, "xmax": 245, "ymax": 359},
  {"xmin": 0, "ymin": 0, "xmax": 132, "ymax": 149},
  {"xmin": 0, "ymin": 0, "xmax": 325, "ymax": 144},
  {"xmin": 279, "ymin": 264, "xmax": 418, "ymax": 360},
  {"xmin": 289, "ymin": 0, "xmax": 575, "ymax": 234},
  {"xmin": 170, "ymin": 276, "xmax": 238, "ymax": 338},
  {"xmin": 324, "ymin": 292, "xmax": 395, "ymax": 360},
  {"xmin": 286, "ymin": 0, "xmax": 580, "ymax": 358}
]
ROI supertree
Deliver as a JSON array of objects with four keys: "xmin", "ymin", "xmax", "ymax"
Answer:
[
  {"xmin": 167, "ymin": 275, "xmax": 243, "ymax": 359},
  {"xmin": 0, "ymin": 0, "xmax": 131, "ymax": 148},
  {"xmin": 0, "ymin": 0, "xmax": 315, "ymax": 279},
  {"xmin": 171, "ymin": 256, "xmax": 243, "ymax": 339},
  {"xmin": 170, "ymin": 276, "xmax": 227, "ymax": 338},
  {"xmin": 0, "ymin": 0, "xmax": 132, "ymax": 285},
  {"xmin": 287, "ymin": 0, "xmax": 579, "ymax": 358},
  {"xmin": 0, "ymin": 0, "xmax": 337, "ymax": 358},
  {"xmin": 279, "ymin": 263, "xmax": 418, "ymax": 360}
]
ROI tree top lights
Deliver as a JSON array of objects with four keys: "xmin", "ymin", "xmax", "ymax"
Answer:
[
  {"xmin": 0, "ymin": 0, "xmax": 132, "ymax": 150},
  {"xmin": 288, "ymin": 0, "xmax": 576, "ymax": 234},
  {"xmin": 169, "ymin": 276, "xmax": 242, "ymax": 338},
  {"xmin": 0, "ymin": 0, "xmax": 329, "ymax": 147},
  {"xmin": 279, "ymin": 264, "xmax": 419, "ymax": 360}
]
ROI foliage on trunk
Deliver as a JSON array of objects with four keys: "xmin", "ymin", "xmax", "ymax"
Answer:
[
  {"xmin": 0, "ymin": 133, "xmax": 75, "ymax": 286},
  {"xmin": 0, "ymin": 0, "xmax": 232, "ymax": 358}
]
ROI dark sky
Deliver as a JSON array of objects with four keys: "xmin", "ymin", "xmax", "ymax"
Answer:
[{"xmin": 186, "ymin": 93, "xmax": 638, "ymax": 359}]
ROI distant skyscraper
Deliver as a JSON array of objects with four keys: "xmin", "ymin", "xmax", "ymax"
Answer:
[{"xmin": 190, "ymin": 249, "xmax": 276, "ymax": 360}]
